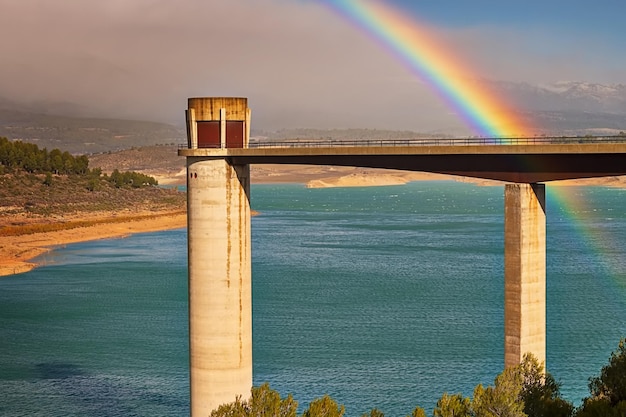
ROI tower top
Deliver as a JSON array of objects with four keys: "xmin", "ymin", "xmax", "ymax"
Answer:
[{"xmin": 186, "ymin": 97, "xmax": 250, "ymax": 149}]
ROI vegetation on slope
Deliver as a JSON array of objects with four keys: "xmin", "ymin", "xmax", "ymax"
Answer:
[
  {"xmin": 88, "ymin": 144, "xmax": 184, "ymax": 177},
  {"xmin": 0, "ymin": 137, "xmax": 185, "ymax": 233}
]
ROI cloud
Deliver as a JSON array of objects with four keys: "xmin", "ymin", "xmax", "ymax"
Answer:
[{"xmin": 0, "ymin": 0, "xmax": 622, "ymax": 132}]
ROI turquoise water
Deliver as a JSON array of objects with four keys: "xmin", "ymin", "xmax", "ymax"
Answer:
[{"xmin": 1, "ymin": 182, "xmax": 625, "ymax": 416}]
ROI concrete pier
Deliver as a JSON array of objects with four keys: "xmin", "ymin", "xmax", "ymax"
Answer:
[
  {"xmin": 185, "ymin": 98, "xmax": 252, "ymax": 415},
  {"xmin": 504, "ymin": 183, "xmax": 546, "ymax": 367}
]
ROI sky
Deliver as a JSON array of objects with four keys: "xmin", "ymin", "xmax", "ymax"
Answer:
[{"xmin": 0, "ymin": 0, "xmax": 624, "ymax": 133}]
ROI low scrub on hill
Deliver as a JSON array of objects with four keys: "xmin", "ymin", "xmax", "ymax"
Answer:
[
  {"xmin": 0, "ymin": 171, "xmax": 184, "ymax": 217},
  {"xmin": 0, "ymin": 136, "xmax": 185, "ymax": 223}
]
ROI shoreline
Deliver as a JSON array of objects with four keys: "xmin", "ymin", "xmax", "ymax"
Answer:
[
  {"xmin": 0, "ymin": 210, "xmax": 187, "ymax": 277},
  {"xmin": 3, "ymin": 172, "xmax": 625, "ymax": 277}
]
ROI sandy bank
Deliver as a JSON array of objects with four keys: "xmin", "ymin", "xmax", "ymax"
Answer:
[
  {"xmin": 0, "ymin": 210, "xmax": 186, "ymax": 277},
  {"xmin": 305, "ymin": 172, "xmax": 626, "ymax": 189},
  {"xmin": 3, "ymin": 167, "xmax": 624, "ymax": 278},
  {"xmin": 306, "ymin": 172, "xmax": 453, "ymax": 188}
]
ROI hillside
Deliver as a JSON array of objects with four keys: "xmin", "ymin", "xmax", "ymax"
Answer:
[
  {"xmin": 88, "ymin": 144, "xmax": 186, "ymax": 184},
  {"xmin": 0, "ymin": 108, "xmax": 185, "ymax": 154},
  {"xmin": 0, "ymin": 136, "xmax": 185, "ymax": 231},
  {"xmin": 0, "ymin": 171, "xmax": 185, "ymax": 226}
]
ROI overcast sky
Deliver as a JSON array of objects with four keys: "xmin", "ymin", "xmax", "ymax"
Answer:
[{"xmin": 0, "ymin": 0, "xmax": 624, "ymax": 133}]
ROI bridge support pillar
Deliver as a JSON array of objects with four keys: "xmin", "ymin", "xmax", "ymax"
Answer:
[
  {"xmin": 186, "ymin": 157, "xmax": 252, "ymax": 416},
  {"xmin": 504, "ymin": 183, "xmax": 546, "ymax": 367}
]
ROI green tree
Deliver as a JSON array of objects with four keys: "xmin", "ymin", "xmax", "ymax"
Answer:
[
  {"xmin": 575, "ymin": 397, "xmax": 622, "ymax": 417},
  {"xmin": 43, "ymin": 172, "xmax": 53, "ymax": 187},
  {"xmin": 49, "ymin": 149, "xmax": 63, "ymax": 174},
  {"xmin": 589, "ymin": 338, "xmax": 626, "ymax": 405},
  {"xmin": 86, "ymin": 178, "xmax": 101, "ymax": 192},
  {"xmin": 74, "ymin": 154, "xmax": 89, "ymax": 175},
  {"xmin": 518, "ymin": 354, "xmax": 573, "ymax": 417},
  {"xmin": 61, "ymin": 151, "xmax": 74, "ymax": 174},
  {"xmin": 302, "ymin": 394, "xmax": 345, "ymax": 417},
  {"xmin": 209, "ymin": 395, "xmax": 250, "ymax": 417},
  {"xmin": 433, "ymin": 392, "xmax": 472, "ymax": 417},
  {"xmin": 109, "ymin": 169, "xmax": 123, "ymax": 188},
  {"xmin": 472, "ymin": 367, "xmax": 526, "ymax": 417},
  {"xmin": 209, "ymin": 383, "xmax": 298, "ymax": 417},
  {"xmin": 249, "ymin": 383, "xmax": 298, "ymax": 417},
  {"xmin": 576, "ymin": 338, "xmax": 626, "ymax": 416},
  {"xmin": 407, "ymin": 406, "xmax": 427, "ymax": 417}
]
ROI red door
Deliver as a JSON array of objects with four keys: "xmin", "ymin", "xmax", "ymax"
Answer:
[
  {"xmin": 226, "ymin": 121, "xmax": 245, "ymax": 148},
  {"xmin": 197, "ymin": 121, "xmax": 220, "ymax": 148}
]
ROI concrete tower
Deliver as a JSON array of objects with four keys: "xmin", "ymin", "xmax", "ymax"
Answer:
[{"xmin": 184, "ymin": 97, "xmax": 252, "ymax": 415}]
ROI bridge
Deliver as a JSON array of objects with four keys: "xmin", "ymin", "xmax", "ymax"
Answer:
[
  {"xmin": 179, "ymin": 97, "xmax": 626, "ymax": 416},
  {"xmin": 184, "ymin": 136, "xmax": 626, "ymax": 183}
]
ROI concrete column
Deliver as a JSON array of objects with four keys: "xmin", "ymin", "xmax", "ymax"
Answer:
[
  {"xmin": 186, "ymin": 157, "xmax": 252, "ymax": 415},
  {"xmin": 504, "ymin": 183, "xmax": 546, "ymax": 368}
]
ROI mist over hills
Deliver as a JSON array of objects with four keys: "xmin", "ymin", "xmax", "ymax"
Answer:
[
  {"xmin": 0, "ymin": 97, "xmax": 185, "ymax": 154},
  {"xmin": 499, "ymin": 81, "xmax": 626, "ymax": 114},
  {"xmin": 1, "ymin": 80, "xmax": 626, "ymax": 154},
  {"xmin": 492, "ymin": 81, "xmax": 626, "ymax": 135}
]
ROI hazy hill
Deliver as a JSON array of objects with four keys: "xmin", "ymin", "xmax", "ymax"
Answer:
[
  {"xmin": 89, "ymin": 144, "xmax": 185, "ymax": 181},
  {"xmin": 530, "ymin": 110, "xmax": 626, "ymax": 135},
  {"xmin": 0, "ymin": 108, "xmax": 185, "ymax": 154},
  {"xmin": 256, "ymin": 128, "xmax": 446, "ymax": 141},
  {"xmin": 489, "ymin": 81, "xmax": 626, "ymax": 135},
  {"xmin": 495, "ymin": 81, "xmax": 626, "ymax": 114}
]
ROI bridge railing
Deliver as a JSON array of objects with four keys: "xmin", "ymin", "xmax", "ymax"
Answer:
[
  {"xmin": 247, "ymin": 135, "xmax": 626, "ymax": 148},
  {"xmin": 180, "ymin": 135, "xmax": 626, "ymax": 149}
]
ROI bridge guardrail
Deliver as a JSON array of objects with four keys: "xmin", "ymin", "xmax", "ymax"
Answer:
[
  {"xmin": 247, "ymin": 136, "xmax": 626, "ymax": 148},
  {"xmin": 180, "ymin": 135, "xmax": 626, "ymax": 149}
]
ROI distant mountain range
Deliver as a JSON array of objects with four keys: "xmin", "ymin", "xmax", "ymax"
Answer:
[
  {"xmin": 491, "ymin": 81, "xmax": 626, "ymax": 135},
  {"xmin": 0, "ymin": 97, "xmax": 186, "ymax": 154},
  {"xmin": 1, "ymin": 81, "xmax": 626, "ymax": 154},
  {"xmin": 499, "ymin": 81, "xmax": 626, "ymax": 114}
]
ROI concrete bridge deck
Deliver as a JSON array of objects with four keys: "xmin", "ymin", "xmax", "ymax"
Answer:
[{"xmin": 179, "ymin": 138, "xmax": 626, "ymax": 183}]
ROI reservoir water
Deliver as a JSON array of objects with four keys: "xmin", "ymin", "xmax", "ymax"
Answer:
[{"xmin": 1, "ymin": 182, "xmax": 625, "ymax": 416}]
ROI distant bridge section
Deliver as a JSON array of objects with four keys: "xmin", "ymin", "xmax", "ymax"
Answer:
[{"xmin": 180, "ymin": 135, "xmax": 626, "ymax": 183}]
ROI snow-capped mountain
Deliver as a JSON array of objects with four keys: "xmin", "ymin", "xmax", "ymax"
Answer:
[
  {"xmin": 487, "ymin": 80, "xmax": 626, "ymax": 135},
  {"xmin": 493, "ymin": 80, "xmax": 626, "ymax": 114}
]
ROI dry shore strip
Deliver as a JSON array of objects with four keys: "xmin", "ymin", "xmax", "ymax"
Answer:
[
  {"xmin": 0, "ymin": 210, "xmax": 187, "ymax": 277},
  {"xmin": 2, "ymin": 168, "xmax": 625, "ymax": 277}
]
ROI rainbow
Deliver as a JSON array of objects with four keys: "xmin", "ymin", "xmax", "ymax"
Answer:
[
  {"xmin": 324, "ymin": 0, "xmax": 625, "ymax": 295},
  {"xmin": 324, "ymin": 0, "xmax": 532, "ymax": 137}
]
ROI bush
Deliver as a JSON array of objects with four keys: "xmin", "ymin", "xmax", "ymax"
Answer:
[
  {"xmin": 43, "ymin": 172, "xmax": 53, "ymax": 187},
  {"xmin": 209, "ymin": 383, "xmax": 298, "ymax": 417},
  {"xmin": 302, "ymin": 395, "xmax": 345, "ymax": 417},
  {"xmin": 576, "ymin": 338, "xmax": 626, "ymax": 416}
]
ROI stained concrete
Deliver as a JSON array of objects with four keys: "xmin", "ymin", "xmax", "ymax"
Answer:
[
  {"xmin": 186, "ymin": 157, "xmax": 252, "ymax": 415},
  {"xmin": 504, "ymin": 183, "xmax": 546, "ymax": 367}
]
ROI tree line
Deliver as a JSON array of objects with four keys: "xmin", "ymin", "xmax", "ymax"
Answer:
[
  {"xmin": 211, "ymin": 338, "xmax": 626, "ymax": 417},
  {"xmin": 0, "ymin": 136, "xmax": 89, "ymax": 175},
  {"xmin": 0, "ymin": 137, "xmax": 157, "ymax": 188}
]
